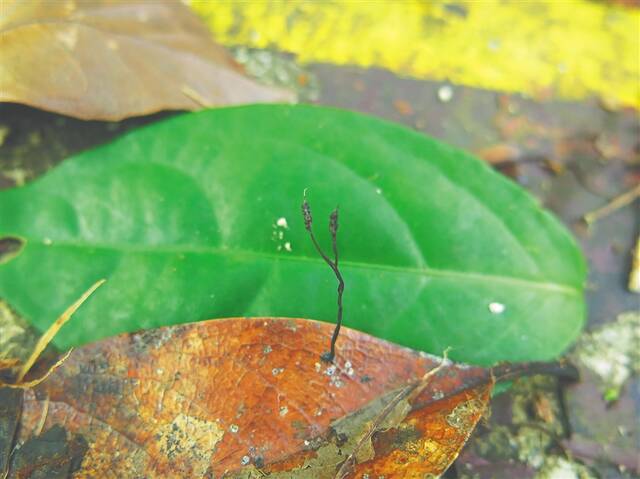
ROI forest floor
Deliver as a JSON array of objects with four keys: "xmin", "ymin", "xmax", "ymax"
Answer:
[{"xmin": 1, "ymin": 3, "xmax": 639, "ymax": 477}]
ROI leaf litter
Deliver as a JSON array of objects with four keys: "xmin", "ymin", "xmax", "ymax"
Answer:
[
  {"xmin": 0, "ymin": 0, "xmax": 293, "ymax": 121},
  {"xmin": 0, "ymin": 213, "xmax": 579, "ymax": 477},
  {"xmin": 1, "ymin": 316, "xmax": 491, "ymax": 477},
  {"xmin": 0, "ymin": 304, "xmax": 577, "ymax": 478}
]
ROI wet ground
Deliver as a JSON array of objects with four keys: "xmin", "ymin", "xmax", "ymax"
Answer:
[{"xmin": 1, "ymin": 48, "xmax": 639, "ymax": 478}]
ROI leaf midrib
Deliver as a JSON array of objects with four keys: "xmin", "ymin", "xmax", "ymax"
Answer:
[{"xmin": 18, "ymin": 237, "xmax": 580, "ymax": 295}]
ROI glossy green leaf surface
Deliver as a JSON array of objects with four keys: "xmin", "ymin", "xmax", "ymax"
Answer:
[{"xmin": 0, "ymin": 105, "xmax": 586, "ymax": 364}]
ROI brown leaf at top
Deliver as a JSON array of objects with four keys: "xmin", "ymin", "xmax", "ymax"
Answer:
[
  {"xmin": 2, "ymin": 317, "xmax": 496, "ymax": 478},
  {"xmin": 0, "ymin": 0, "xmax": 293, "ymax": 121}
]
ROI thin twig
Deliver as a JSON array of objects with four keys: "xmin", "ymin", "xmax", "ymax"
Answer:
[
  {"xmin": 330, "ymin": 208, "xmax": 340, "ymax": 266},
  {"xmin": 583, "ymin": 184, "xmax": 640, "ymax": 225},
  {"xmin": 335, "ymin": 350, "xmax": 450, "ymax": 479},
  {"xmin": 302, "ymin": 193, "xmax": 345, "ymax": 362},
  {"xmin": 17, "ymin": 279, "xmax": 105, "ymax": 382},
  {"xmin": 628, "ymin": 235, "xmax": 640, "ymax": 293},
  {"xmin": 327, "ymin": 207, "xmax": 344, "ymax": 362},
  {"xmin": 491, "ymin": 359, "xmax": 579, "ymax": 384},
  {"xmin": 181, "ymin": 85, "xmax": 212, "ymax": 107},
  {"xmin": 2, "ymin": 349, "xmax": 73, "ymax": 389},
  {"xmin": 34, "ymin": 395, "xmax": 50, "ymax": 436}
]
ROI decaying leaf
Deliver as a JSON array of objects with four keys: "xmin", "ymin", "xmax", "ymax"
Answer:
[
  {"xmin": 0, "ymin": 0, "xmax": 292, "ymax": 120},
  {"xmin": 1, "ymin": 317, "xmax": 500, "ymax": 478}
]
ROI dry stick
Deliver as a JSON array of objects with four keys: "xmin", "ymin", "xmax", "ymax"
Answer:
[
  {"xmin": 34, "ymin": 395, "xmax": 50, "ymax": 436},
  {"xmin": 181, "ymin": 85, "xmax": 212, "ymax": 107},
  {"xmin": 491, "ymin": 359, "xmax": 579, "ymax": 383},
  {"xmin": 2, "ymin": 349, "xmax": 73, "ymax": 389},
  {"xmin": 583, "ymin": 184, "xmax": 640, "ymax": 225},
  {"xmin": 335, "ymin": 350, "xmax": 451, "ymax": 479},
  {"xmin": 327, "ymin": 207, "xmax": 344, "ymax": 361},
  {"xmin": 628, "ymin": 235, "xmax": 640, "ymax": 293},
  {"xmin": 302, "ymin": 195, "xmax": 344, "ymax": 362},
  {"xmin": 16, "ymin": 279, "xmax": 106, "ymax": 383}
]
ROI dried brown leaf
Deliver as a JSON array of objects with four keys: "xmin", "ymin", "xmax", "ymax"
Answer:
[
  {"xmin": 0, "ymin": 0, "xmax": 293, "ymax": 120},
  {"xmin": 3, "ymin": 318, "xmax": 495, "ymax": 478}
]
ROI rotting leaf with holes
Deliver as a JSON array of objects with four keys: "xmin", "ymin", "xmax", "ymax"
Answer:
[
  {"xmin": 0, "ymin": 317, "xmax": 577, "ymax": 478},
  {"xmin": 0, "ymin": 104, "xmax": 586, "ymax": 365},
  {"xmin": 0, "ymin": 0, "xmax": 292, "ymax": 121}
]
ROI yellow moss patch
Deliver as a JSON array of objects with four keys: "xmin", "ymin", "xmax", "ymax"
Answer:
[{"xmin": 192, "ymin": 0, "xmax": 640, "ymax": 108}]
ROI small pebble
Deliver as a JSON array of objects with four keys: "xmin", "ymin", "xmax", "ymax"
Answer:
[{"xmin": 437, "ymin": 85, "xmax": 454, "ymax": 103}]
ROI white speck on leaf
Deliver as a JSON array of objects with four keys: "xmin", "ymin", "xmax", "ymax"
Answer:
[
  {"xmin": 276, "ymin": 217, "xmax": 288, "ymax": 228},
  {"xmin": 324, "ymin": 365, "xmax": 336, "ymax": 376},
  {"xmin": 489, "ymin": 302, "xmax": 506, "ymax": 314},
  {"xmin": 330, "ymin": 377, "xmax": 344, "ymax": 388}
]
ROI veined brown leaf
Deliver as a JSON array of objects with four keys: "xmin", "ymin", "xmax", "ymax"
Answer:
[
  {"xmin": 0, "ymin": 0, "xmax": 292, "ymax": 120},
  {"xmin": 3, "ymin": 318, "xmax": 496, "ymax": 478}
]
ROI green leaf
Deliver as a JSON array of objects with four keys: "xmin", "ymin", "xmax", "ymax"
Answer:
[{"xmin": 0, "ymin": 105, "xmax": 586, "ymax": 365}]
